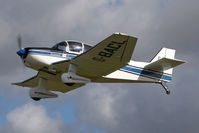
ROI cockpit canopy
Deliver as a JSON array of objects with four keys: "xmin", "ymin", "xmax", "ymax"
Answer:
[{"xmin": 52, "ymin": 41, "xmax": 92, "ymax": 53}]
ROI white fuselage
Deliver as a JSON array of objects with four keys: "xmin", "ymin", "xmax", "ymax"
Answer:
[
  {"xmin": 24, "ymin": 49, "xmax": 78, "ymax": 70},
  {"xmin": 24, "ymin": 49, "xmax": 172, "ymax": 83}
]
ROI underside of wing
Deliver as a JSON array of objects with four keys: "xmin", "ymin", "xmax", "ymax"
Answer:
[
  {"xmin": 52, "ymin": 33, "xmax": 137, "ymax": 79},
  {"xmin": 13, "ymin": 75, "xmax": 38, "ymax": 87},
  {"xmin": 12, "ymin": 71, "xmax": 85, "ymax": 93}
]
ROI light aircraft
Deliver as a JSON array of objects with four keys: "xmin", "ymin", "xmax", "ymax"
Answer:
[{"xmin": 12, "ymin": 33, "xmax": 185, "ymax": 101}]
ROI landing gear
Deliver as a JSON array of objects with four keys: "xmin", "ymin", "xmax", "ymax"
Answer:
[
  {"xmin": 65, "ymin": 83, "xmax": 75, "ymax": 86},
  {"xmin": 32, "ymin": 97, "xmax": 41, "ymax": 101},
  {"xmin": 29, "ymin": 78, "xmax": 58, "ymax": 101},
  {"xmin": 61, "ymin": 63, "xmax": 90, "ymax": 84},
  {"xmin": 159, "ymin": 82, "xmax": 170, "ymax": 95}
]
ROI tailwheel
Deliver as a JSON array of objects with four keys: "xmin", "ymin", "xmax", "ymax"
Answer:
[{"xmin": 160, "ymin": 82, "xmax": 170, "ymax": 95}]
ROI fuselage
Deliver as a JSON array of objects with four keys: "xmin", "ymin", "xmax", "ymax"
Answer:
[
  {"xmin": 25, "ymin": 48, "xmax": 78, "ymax": 70},
  {"xmin": 20, "ymin": 41, "xmax": 92, "ymax": 71},
  {"xmin": 17, "ymin": 40, "xmax": 172, "ymax": 83}
]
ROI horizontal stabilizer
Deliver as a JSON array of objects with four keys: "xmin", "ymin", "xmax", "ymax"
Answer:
[{"xmin": 145, "ymin": 57, "xmax": 185, "ymax": 72}]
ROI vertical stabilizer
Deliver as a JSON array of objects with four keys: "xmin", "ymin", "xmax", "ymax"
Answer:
[
  {"xmin": 145, "ymin": 48, "xmax": 184, "ymax": 79},
  {"xmin": 150, "ymin": 48, "xmax": 175, "ymax": 75},
  {"xmin": 151, "ymin": 48, "xmax": 176, "ymax": 63}
]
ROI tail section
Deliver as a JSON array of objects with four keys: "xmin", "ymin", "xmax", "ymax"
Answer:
[
  {"xmin": 145, "ymin": 48, "xmax": 185, "ymax": 81},
  {"xmin": 150, "ymin": 47, "xmax": 175, "ymax": 63},
  {"xmin": 100, "ymin": 47, "xmax": 184, "ymax": 95}
]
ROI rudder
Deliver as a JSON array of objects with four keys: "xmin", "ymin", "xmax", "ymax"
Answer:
[{"xmin": 150, "ymin": 47, "xmax": 176, "ymax": 63}]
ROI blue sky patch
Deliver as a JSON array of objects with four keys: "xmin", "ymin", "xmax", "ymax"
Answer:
[{"xmin": 55, "ymin": 102, "xmax": 77, "ymax": 124}]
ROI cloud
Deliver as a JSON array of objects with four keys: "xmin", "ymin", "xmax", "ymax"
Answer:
[
  {"xmin": 0, "ymin": 0, "xmax": 199, "ymax": 133},
  {"xmin": 75, "ymin": 84, "xmax": 129, "ymax": 130},
  {"xmin": 1, "ymin": 103, "xmax": 63, "ymax": 133}
]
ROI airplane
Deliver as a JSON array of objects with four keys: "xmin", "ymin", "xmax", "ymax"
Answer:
[{"xmin": 12, "ymin": 33, "xmax": 185, "ymax": 101}]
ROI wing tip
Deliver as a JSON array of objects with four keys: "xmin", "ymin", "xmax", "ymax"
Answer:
[
  {"xmin": 114, "ymin": 32, "xmax": 129, "ymax": 36},
  {"xmin": 11, "ymin": 82, "xmax": 23, "ymax": 86},
  {"xmin": 114, "ymin": 32, "xmax": 138, "ymax": 40}
]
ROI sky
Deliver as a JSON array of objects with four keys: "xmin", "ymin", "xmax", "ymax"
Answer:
[{"xmin": 0, "ymin": 0, "xmax": 199, "ymax": 133}]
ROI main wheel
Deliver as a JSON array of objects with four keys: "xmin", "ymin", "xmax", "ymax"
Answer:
[
  {"xmin": 65, "ymin": 83, "xmax": 75, "ymax": 86},
  {"xmin": 32, "ymin": 97, "xmax": 41, "ymax": 101}
]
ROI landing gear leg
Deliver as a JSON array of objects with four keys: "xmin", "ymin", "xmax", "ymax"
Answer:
[
  {"xmin": 61, "ymin": 63, "xmax": 90, "ymax": 83},
  {"xmin": 160, "ymin": 82, "xmax": 170, "ymax": 95},
  {"xmin": 29, "ymin": 78, "xmax": 58, "ymax": 100}
]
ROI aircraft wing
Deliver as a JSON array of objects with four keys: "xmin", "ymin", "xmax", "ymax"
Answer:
[
  {"xmin": 12, "ymin": 71, "xmax": 85, "ymax": 93},
  {"xmin": 52, "ymin": 33, "xmax": 137, "ymax": 79}
]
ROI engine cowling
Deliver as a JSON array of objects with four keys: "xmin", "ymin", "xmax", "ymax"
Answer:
[{"xmin": 29, "ymin": 88, "xmax": 58, "ymax": 101}]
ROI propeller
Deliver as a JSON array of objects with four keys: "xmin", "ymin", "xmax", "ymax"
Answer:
[
  {"xmin": 16, "ymin": 35, "xmax": 27, "ymax": 59},
  {"xmin": 16, "ymin": 34, "xmax": 27, "ymax": 72},
  {"xmin": 17, "ymin": 34, "xmax": 23, "ymax": 50}
]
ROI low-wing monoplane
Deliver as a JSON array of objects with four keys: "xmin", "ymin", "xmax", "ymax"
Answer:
[{"xmin": 13, "ymin": 33, "xmax": 185, "ymax": 101}]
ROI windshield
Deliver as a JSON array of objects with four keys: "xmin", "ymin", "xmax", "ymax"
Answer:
[
  {"xmin": 83, "ymin": 44, "xmax": 92, "ymax": 52},
  {"xmin": 52, "ymin": 41, "xmax": 67, "ymax": 51},
  {"xmin": 68, "ymin": 41, "xmax": 82, "ymax": 53}
]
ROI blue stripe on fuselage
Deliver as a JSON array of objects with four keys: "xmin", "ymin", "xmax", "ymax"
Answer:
[
  {"xmin": 29, "ymin": 50, "xmax": 51, "ymax": 55},
  {"xmin": 29, "ymin": 50, "xmax": 77, "ymax": 58},
  {"xmin": 122, "ymin": 66, "xmax": 172, "ymax": 81}
]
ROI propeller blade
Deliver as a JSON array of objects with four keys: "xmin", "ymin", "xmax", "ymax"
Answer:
[
  {"xmin": 16, "ymin": 34, "xmax": 28, "ymax": 59},
  {"xmin": 17, "ymin": 34, "xmax": 23, "ymax": 50}
]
